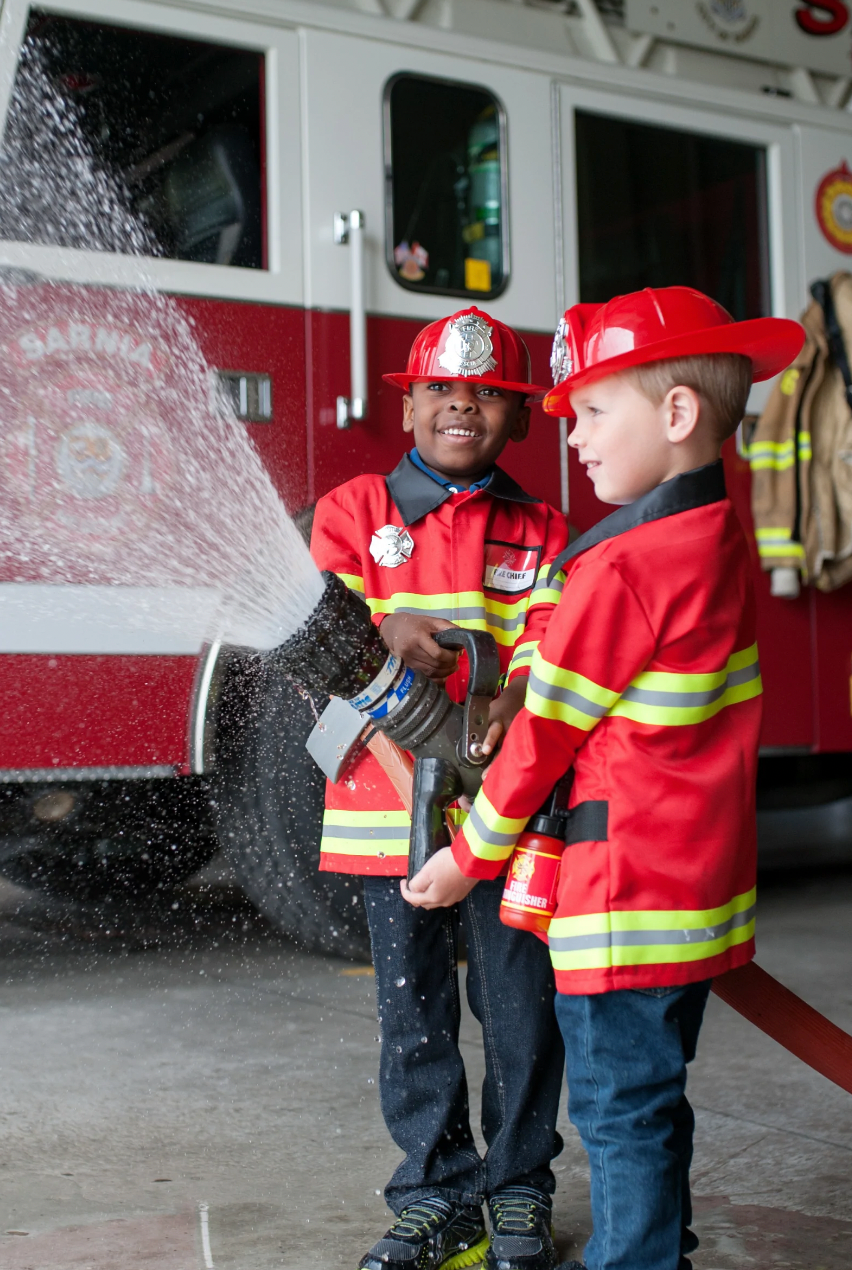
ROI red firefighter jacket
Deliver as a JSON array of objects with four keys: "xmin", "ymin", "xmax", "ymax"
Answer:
[
  {"xmin": 452, "ymin": 461, "xmax": 762, "ymax": 994},
  {"xmin": 311, "ymin": 453, "xmax": 569, "ymax": 876}
]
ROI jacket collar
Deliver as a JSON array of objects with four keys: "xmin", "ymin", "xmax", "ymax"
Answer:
[
  {"xmin": 547, "ymin": 460, "xmax": 727, "ymax": 584},
  {"xmin": 386, "ymin": 452, "xmax": 539, "ymax": 527}
]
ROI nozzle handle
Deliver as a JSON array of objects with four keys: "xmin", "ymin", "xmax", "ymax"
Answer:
[
  {"xmin": 433, "ymin": 628, "xmax": 500, "ymax": 764},
  {"xmin": 407, "ymin": 756, "xmax": 463, "ymax": 882}
]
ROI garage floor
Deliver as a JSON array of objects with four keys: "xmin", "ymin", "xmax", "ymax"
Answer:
[{"xmin": 1, "ymin": 861, "xmax": 851, "ymax": 1269}]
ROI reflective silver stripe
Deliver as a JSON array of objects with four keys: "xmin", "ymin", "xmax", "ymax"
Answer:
[
  {"xmin": 396, "ymin": 605, "xmax": 527, "ymax": 632},
  {"xmin": 530, "ymin": 575, "xmax": 564, "ymax": 600},
  {"xmin": 548, "ymin": 904, "xmax": 756, "ymax": 952},
  {"xmin": 322, "ymin": 825, "xmax": 408, "ymax": 840},
  {"xmin": 527, "ymin": 668, "xmax": 610, "ymax": 719},
  {"xmin": 0, "ymin": 765, "xmax": 175, "ymax": 782},
  {"xmin": 468, "ymin": 802, "xmax": 520, "ymax": 849},
  {"xmin": 620, "ymin": 661, "xmax": 760, "ymax": 710}
]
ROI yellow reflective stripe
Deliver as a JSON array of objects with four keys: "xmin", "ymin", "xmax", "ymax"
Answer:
[
  {"xmin": 548, "ymin": 888, "xmax": 756, "ymax": 971},
  {"xmin": 526, "ymin": 649, "xmax": 619, "ymax": 730},
  {"xmin": 507, "ymin": 640, "xmax": 537, "ymax": 677},
  {"xmin": 780, "ymin": 367, "xmax": 800, "ymax": 396},
  {"xmin": 611, "ymin": 645, "xmax": 761, "ymax": 726},
  {"xmin": 747, "ymin": 434, "xmax": 811, "ymax": 470},
  {"xmin": 748, "ymin": 440, "xmax": 794, "ymax": 455},
  {"xmin": 366, "ymin": 589, "xmax": 534, "ymax": 647},
  {"xmin": 336, "ymin": 572, "xmax": 365, "ymax": 595},
  {"xmin": 447, "ymin": 806, "xmax": 468, "ymax": 827},
  {"xmin": 368, "ymin": 589, "xmax": 530, "ymax": 619},
  {"xmin": 464, "ymin": 789, "xmax": 528, "ymax": 862},
  {"xmin": 754, "ymin": 528, "xmax": 805, "ymax": 560},
  {"xmin": 749, "ymin": 453, "xmax": 794, "ymax": 472},
  {"xmin": 529, "ymin": 564, "xmax": 565, "ymax": 607},
  {"xmin": 320, "ymin": 808, "xmax": 410, "ymax": 857}
]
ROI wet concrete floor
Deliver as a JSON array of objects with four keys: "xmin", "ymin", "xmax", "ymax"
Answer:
[{"xmin": 0, "ymin": 860, "xmax": 851, "ymax": 1269}]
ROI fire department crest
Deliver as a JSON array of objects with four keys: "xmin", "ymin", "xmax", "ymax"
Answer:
[
  {"xmin": 437, "ymin": 313, "xmax": 497, "ymax": 378},
  {"xmin": 56, "ymin": 420, "xmax": 125, "ymax": 499},
  {"xmin": 369, "ymin": 524, "xmax": 414, "ymax": 568},
  {"xmin": 511, "ymin": 850, "xmax": 536, "ymax": 887},
  {"xmin": 816, "ymin": 161, "xmax": 852, "ymax": 255},
  {"xmin": 550, "ymin": 316, "xmax": 573, "ymax": 385}
]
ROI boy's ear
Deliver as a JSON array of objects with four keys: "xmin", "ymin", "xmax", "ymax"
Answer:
[
  {"xmin": 402, "ymin": 393, "xmax": 415, "ymax": 434},
  {"xmin": 508, "ymin": 401, "xmax": 531, "ymax": 444},
  {"xmin": 664, "ymin": 385, "xmax": 700, "ymax": 443}
]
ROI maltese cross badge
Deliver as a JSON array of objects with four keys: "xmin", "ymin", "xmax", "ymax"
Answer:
[{"xmin": 370, "ymin": 524, "xmax": 414, "ymax": 568}]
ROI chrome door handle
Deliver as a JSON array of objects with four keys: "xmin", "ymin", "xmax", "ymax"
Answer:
[{"xmin": 334, "ymin": 209, "xmax": 367, "ymax": 429}]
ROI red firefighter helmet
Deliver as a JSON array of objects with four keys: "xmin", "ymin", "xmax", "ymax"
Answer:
[
  {"xmin": 543, "ymin": 286, "xmax": 805, "ymax": 415},
  {"xmin": 383, "ymin": 306, "xmax": 548, "ymax": 395}
]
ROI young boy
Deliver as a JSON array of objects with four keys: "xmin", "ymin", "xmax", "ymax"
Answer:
[
  {"xmin": 403, "ymin": 287, "xmax": 804, "ymax": 1270},
  {"xmin": 310, "ymin": 307, "xmax": 570, "ymax": 1270}
]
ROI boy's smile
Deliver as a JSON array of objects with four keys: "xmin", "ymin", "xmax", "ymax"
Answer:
[{"xmin": 403, "ymin": 380, "xmax": 530, "ymax": 486}]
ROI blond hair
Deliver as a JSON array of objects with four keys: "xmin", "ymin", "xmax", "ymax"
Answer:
[{"xmin": 622, "ymin": 353, "xmax": 752, "ymax": 442}]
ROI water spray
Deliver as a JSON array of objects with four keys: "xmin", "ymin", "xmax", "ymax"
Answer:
[{"xmin": 267, "ymin": 571, "xmax": 500, "ymax": 879}]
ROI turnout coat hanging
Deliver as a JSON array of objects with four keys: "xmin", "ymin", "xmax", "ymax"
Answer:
[
  {"xmin": 750, "ymin": 271, "xmax": 852, "ymax": 592},
  {"xmin": 310, "ymin": 454, "xmax": 569, "ymax": 876}
]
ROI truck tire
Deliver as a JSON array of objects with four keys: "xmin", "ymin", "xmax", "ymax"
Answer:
[
  {"xmin": 214, "ymin": 656, "xmax": 371, "ymax": 961},
  {"xmin": 0, "ymin": 776, "xmax": 218, "ymax": 902}
]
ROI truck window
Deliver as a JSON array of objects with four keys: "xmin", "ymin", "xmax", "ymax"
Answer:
[
  {"xmin": 0, "ymin": 11, "xmax": 264, "ymax": 268},
  {"xmin": 575, "ymin": 111, "xmax": 770, "ymax": 319},
  {"xmin": 385, "ymin": 73, "xmax": 508, "ymax": 298}
]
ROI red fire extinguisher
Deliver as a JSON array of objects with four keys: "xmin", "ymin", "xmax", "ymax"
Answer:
[{"xmin": 499, "ymin": 792, "xmax": 568, "ymax": 934}]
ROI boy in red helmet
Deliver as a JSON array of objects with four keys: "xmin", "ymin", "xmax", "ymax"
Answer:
[
  {"xmin": 403, "ymin": 288, "xmax": 804, "ymax": 1270},
  {"xmin": 311, "ymin": 308, "xmax": 569, "ymax": 1270}
]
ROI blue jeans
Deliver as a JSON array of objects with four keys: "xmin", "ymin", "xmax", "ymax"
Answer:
[
  {"xmin": 364, "ymin": 876, "xmax": 565, "ymax": 1213},
  {"xmin": 555, "ymin": 981, "xmax": 711, "ymax": 1270}
]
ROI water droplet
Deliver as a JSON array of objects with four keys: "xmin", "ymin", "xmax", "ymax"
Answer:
[{"xmin": 395, "ymin": 976, "xmax": 406, "ymax": 987}]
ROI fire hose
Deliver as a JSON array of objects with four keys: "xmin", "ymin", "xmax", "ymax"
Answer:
[{"xmin": 270, "ymin": 570, "xmax": 852, "ymax": 1096}]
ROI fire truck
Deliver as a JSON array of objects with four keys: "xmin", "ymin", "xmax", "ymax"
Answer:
[{"xmin": 1, "ymin": 0, "xmax": 852, "ymax": 957}]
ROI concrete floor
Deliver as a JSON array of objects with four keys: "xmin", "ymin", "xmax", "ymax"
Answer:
[{"xmin": 0, "ymin": 861, "xmax": 851, "ymax": 1270}]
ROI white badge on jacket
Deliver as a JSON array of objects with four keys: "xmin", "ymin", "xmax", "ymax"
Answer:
[{"xmin": 370, "ymin": 524, "xmax": 414, "ymax": 568}]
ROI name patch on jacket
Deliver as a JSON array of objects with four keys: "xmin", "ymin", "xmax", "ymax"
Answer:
[{"xmin": 483, "ymin": 541, "xmax": 541, "ymax": 595}]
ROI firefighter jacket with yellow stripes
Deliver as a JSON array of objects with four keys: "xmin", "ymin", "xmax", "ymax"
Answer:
[
  {"xmin": 310, "ymin": 453, "xmax": 569, "ymax": 876},
  {"xmin": 750, "ymin": 272, "xmax": 852, "ymax": 591},
  {"xmin": 452, "ymin": 461, "xmax": 762, "ymax": 994}
]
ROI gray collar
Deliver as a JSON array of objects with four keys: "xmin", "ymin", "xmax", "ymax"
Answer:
[{"xmin": 385, "ymin": 453, "xmax": 540, "ymax": 527}]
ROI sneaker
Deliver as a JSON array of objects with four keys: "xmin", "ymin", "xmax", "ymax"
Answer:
[
  {"xmin": 358, "ymin": 1195, "xmax": 489, "ymax": 1270},
  {"xmin": 485, "ymin": 1186, "xmax": 556, "ymax": 1270}
]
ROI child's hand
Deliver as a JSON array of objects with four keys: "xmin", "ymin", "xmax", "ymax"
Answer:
[
  {"xmin": 400, "ymin": 847, "xmax": 477, "ymax": 909},
  {"xmin": 481, "ymin": 676, "xmax": 528, "ymax": 756},
  {"xmin": 380, "ymin": 613, "xmax": 461, "ymax": 682}
]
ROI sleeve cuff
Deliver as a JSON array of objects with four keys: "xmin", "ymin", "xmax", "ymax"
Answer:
[{"xmin": 452, "ymin": 830, "xmax": 508, "ymax": 880}]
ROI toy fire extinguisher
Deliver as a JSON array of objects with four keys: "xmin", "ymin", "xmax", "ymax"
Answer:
[{"xmin": 499, "ymin": 789, "xmax": 568, "ymax": 934}]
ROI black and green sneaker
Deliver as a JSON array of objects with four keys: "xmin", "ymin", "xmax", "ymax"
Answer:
[
  {"xmin": 358, "ymin": 1196, "xmax": 488, "ymax": 1270},
  {"xmin": 485, "ymin": 1186, "xmax": 556, "ymax": 1270}
]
